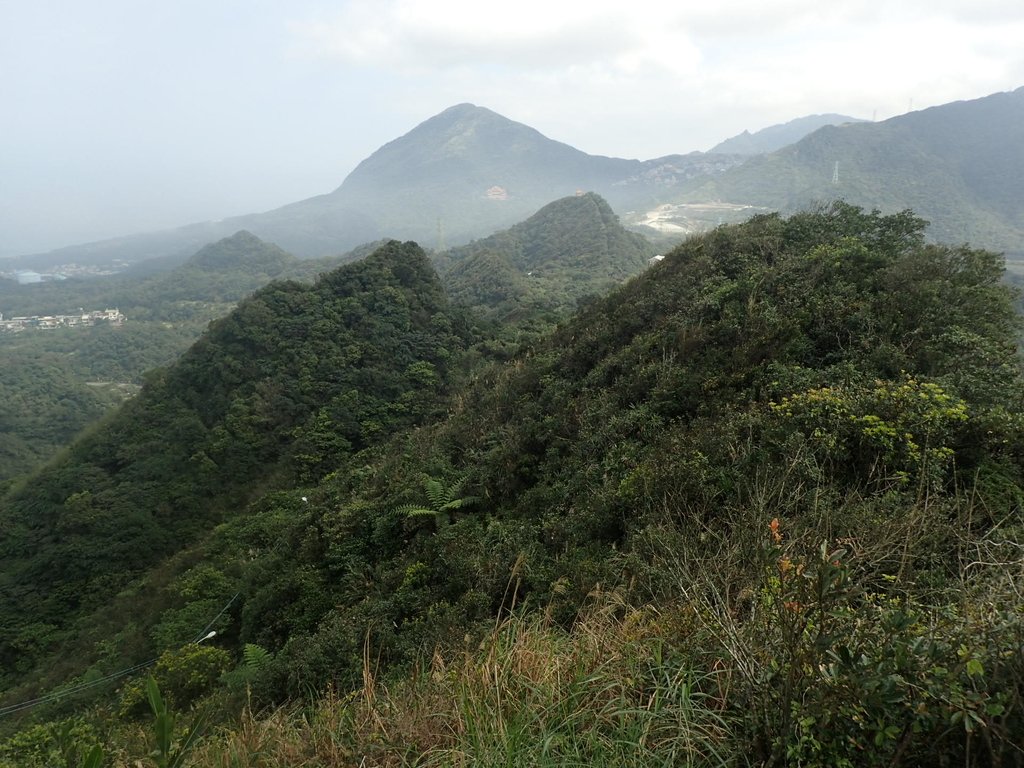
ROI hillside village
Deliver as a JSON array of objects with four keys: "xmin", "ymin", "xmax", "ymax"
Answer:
[{"xmin": 0, "ymin": 308, "xmax": 124, "ymax": 333}]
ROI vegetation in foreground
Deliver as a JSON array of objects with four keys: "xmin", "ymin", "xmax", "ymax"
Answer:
[{"xmin": 1, "ymin": 203, "xmax": 1023, "ymax": 766}]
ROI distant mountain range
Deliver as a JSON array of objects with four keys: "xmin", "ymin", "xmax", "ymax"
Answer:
[
  {"xmin": 675, "ymin": 88, "xmax": 1024, "ymax": 255},
  {"xmin": 2, "ymin": 105, "xmax": 745, "ymax": 270},
  {"xmin": 707, "ymin": 113, "xmax": 866, "ymax": 155},
  {"xmin": 7, "ymin": 88, "xmax": 1024, "ymax": 270}
]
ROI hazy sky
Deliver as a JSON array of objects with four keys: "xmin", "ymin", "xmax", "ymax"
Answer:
[{"xmin": 2, "ymin": 0, "xmax": 1022, "ymax": 257}]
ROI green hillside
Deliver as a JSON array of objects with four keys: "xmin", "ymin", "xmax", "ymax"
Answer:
[
  {"xmin": 441, "ymin": 192, "xmax": 656, "ymax": 322},
  {"xmin": 0, "ymin": 192, "xmax": 644, "ymax": 488},
  {"xmin": 2, "ymin": 206, "xmax": 1023, "ymax": 766},
  {"xmin": 0, "ymin": 355, "xmax": 119, "ymax": 487}
]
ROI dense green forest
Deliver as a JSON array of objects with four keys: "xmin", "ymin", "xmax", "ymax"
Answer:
[
  {"xmin": 0, "ymin": 321, "xmax": 213, "ymax": 485},
  {"xmin": 0, "ymin": 240, "xmax": 475, "ymax": 692},
  {"xmin": 0, "ymin": 197, "xmax": 646, "ymax": 485},
  {"xmin": 2, "ymin": 205, "xmax": 1023, "ymax": 766}
]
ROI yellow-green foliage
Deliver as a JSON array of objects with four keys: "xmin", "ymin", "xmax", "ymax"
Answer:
[
  {"xmin": 119, "ymin": 645, "xmax": 231, "ymax": 718},
  {"xmin": 0, "ymin": 718, "xmax": 100, "ymax": 768},
  {"xmin": 772, "ymin": 375, "xmax": 969, "ymax": 487}
]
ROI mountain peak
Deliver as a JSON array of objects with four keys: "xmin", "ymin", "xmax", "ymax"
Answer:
[
  {"xmin": 187, "ymin": 230, "xmax": 293, "ymax": 272},
  {"xmin": 330, "ymin": 105, "xmax": 639, "ymax": 249},
  {"xmin": 369, "ymin": 103, "xmax": 542, "ymax": 159},
  {"xmin": 441, "ymin": 191, "xmax": 654, "ymax": 318},
  {"xmin": 435, "ymin": 102, "xmax": 488, "ymax": 118}
]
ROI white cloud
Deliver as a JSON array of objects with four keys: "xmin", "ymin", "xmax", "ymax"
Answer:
[
  {"xmin": 295, "ymin": 0, "xmax": 1015, "ymax": 157},
  {"xmin": 286, "ymin": 0, "xmax": 1023, "ymax": 146},
  {"xmin": 287, "ymin": 0, "xmax": 702, "ymax": 75}
]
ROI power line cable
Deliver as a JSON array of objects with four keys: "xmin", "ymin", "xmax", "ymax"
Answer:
[
  {"xmin": 0, "ymin": 659, "xmax": 158, "ymax": 717},
  {"xmin": 192, "ymin": 592, "xmax": 239, "ymax": 643},
  {"xmin": 0, "ymin": 591, "xmax": 240, "ymax": 719}
]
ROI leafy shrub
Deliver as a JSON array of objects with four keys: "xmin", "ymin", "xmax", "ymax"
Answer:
[{"xmin": 119, "ymin": 645, "xmax": 231, "ymax": 718}]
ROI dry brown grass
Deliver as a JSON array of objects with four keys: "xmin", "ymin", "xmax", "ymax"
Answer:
[{"xmin": 181, "ymin": 600, "xmax": 731, "ymax": 767}]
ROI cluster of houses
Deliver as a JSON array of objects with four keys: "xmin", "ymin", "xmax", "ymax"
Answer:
[{"xmin": 0, "ymin": 308, "xmax": 125, "ymax": 333}]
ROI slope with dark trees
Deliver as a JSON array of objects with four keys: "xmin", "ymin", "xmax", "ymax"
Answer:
[
  {"xmin": 0, "ymin": 231, "xmax": 367, "ymax": 484},
  {"xmin": 0, "ymin": 241, "xmax": 474, "ymax": 685}
]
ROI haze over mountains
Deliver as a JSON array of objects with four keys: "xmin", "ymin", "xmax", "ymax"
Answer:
[
  {"xmin": 5, "ymin": 104, "xmax": 741, "ymax": 271},
  {"xmin": 706, "ymin": 113, "xmax": 866, "ymax": 155},
  {"xmin": 675, "ymin": 87, "xmax": 1024, "ymax": 256},
  {"xmin": 6, "ymin": 87, "xmax": 1023, "ymax": 273}
]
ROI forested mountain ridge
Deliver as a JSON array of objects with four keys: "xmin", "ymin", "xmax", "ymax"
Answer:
[
  {"xmin": 678, "ymin": 86, "xmax": 1024, "ymax": 254},
  {"xmin": 0, "ymin": 241, "xmax": 475, "ymax": 686},
  {"xmin": 0, "ymin": 191, "xmax": 647, "ymax": 490},
  {"xmin": 2, "ymin": 205, "xmax": 1023, "ymax": 766}
]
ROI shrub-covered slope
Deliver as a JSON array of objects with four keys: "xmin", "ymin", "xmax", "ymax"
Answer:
[
  {"xmin": 3, "ymin": 205, "xmax": 1023, "ymax": 766},
  {"xmin": 131, "ymin": 203, "xmax": 1022, "ymax": 764}
]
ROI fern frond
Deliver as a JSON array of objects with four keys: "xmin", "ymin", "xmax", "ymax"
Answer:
[
  {"xmin": 397, "ymin": 505, "xmax": 439, "ymax": 519},
  {"xmin": 243, "ymin": 643, "xmax": 272, "ymax": 671},
  {"xmin": 424, "ymin": 478, "xmax": 446, "ymax": 510},
  {"xmin": 440, "ymin": 495, "xmax": 479, "ymax": 511},
  {"xmin": 447, "ymin": 474, "xmax": 468, "ymax": 500}
]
